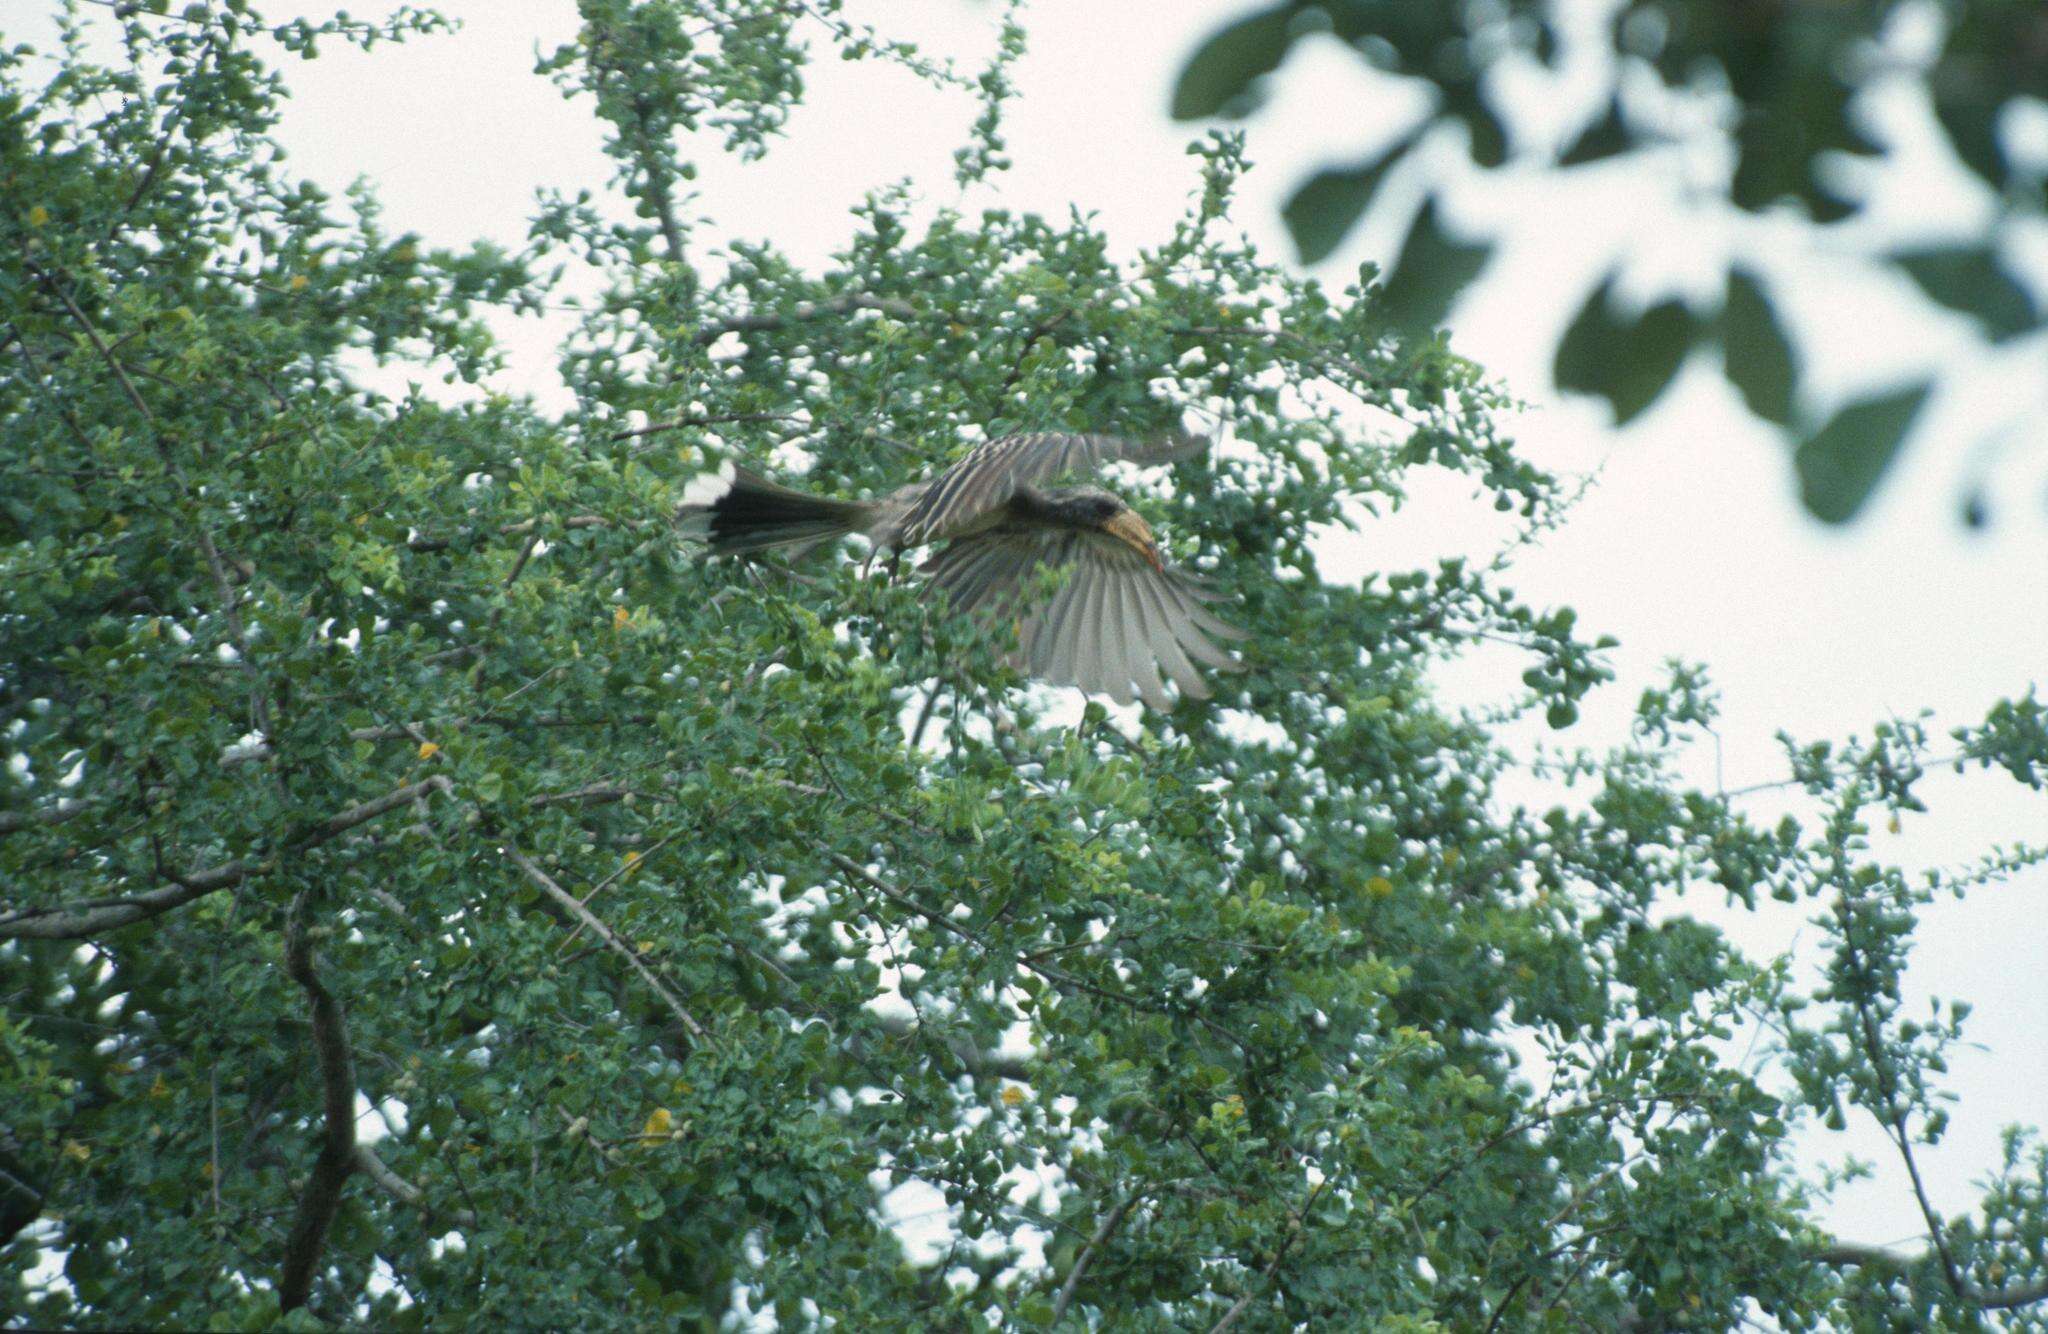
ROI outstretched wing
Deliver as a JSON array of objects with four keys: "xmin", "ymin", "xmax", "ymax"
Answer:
[
  {"xmin": 921, "ymin": 526, "xmax": 1244, "ymax": 708},
  {"xmin": 893, "ymin": 431, "xmax": 1207, "ymax": 547}
]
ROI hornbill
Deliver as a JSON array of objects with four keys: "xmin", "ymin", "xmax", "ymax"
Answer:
[{"xmin": 677, "ymin": 431, "xmax": 1244, "ymax": 707}]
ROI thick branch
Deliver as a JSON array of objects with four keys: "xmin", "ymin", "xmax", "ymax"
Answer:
[
  {"xmin": 0, "ymin": 800, "xmax": 89, "ymax": 837},
  {"xmin": 278, "ymin": 916, "xmax": 359, "ymax": 1313},
  {"xmin": 0, "ymin": 778, "xmax": 451, "ymax": 940}
]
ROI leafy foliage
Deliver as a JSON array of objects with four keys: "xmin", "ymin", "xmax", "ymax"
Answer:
[
  {"xmin": 4, "ymin": 3, "xmax": 2047, "ymax": 1328},
  {"xmin": 1172, "ymin": 0, "xmax": 2048, "ymax": 525}
]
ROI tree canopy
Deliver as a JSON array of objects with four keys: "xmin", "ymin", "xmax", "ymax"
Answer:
[
  {"xmin": 1174, "ymin": 0, "xmax": 2048, "ymax": 526},
  {"xmin": 4, "ymin": 2, "xmax": 2047, "ymax": 1328}
]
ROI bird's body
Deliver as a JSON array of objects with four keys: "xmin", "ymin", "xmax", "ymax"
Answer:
[{"xmin": 677, "ymin": 432, "xmax": 1244, "ymax": 707}]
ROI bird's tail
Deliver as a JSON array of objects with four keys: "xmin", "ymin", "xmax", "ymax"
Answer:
[{"xmin": 676, "ymin": 465, "xmax": 870, "ymax": 556}]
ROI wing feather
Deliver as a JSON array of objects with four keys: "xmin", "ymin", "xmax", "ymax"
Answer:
[
  {"xmin": 894, "ymin": 431, "xmax": 1208, "ymax": 546},
  {"xmin": 918, "ymin": 522, "xmax": 1241, "ymax": 708},
  {"xmin": 1096, "ymin": 569, "xmax": 1138, "ymax": 704}
]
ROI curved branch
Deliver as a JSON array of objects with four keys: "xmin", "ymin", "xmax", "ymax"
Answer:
[
  {"xmin": 0, "ymin": 778, "xmax": 451, "ymax": 940},
  {"xmin": 278, "ymin": 915, "xmax": 359, "ymax": 1313}
]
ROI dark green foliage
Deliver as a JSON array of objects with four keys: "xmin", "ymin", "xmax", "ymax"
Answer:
[
  {"xmin": 1719, "ymin": 268, "xmax": 1798, "ymax": 427},
  {"xmin": 1554, "ymin": 279, "xmax": 1707, "ymax": 427},
  {"xmin": 3, "ymin": 4, "xmax": 2046, "ymax": 1329},
  {"xmin": 1172, "ymin": 0, "xmax": 2048, "ymax": 525},
  {"xmin": 1793, "ymin": 384, "xmax": 1931, "ymax": 524}
]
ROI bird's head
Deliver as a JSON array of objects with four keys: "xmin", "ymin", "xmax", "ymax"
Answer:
[{"xmin": 1099, "ymin": 502, "xmax": 1162, "ymax": 573}]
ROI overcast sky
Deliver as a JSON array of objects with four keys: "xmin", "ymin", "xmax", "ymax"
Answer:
[{"xmin": 20, "ymin": 0, "xmax": 2044, "ymax": 1268}]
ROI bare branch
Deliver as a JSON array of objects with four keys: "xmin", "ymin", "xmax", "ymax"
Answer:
[
  {"xmin": 0, "ymin": 800, "xmax": 90, "ymax": 837},
  {"xmin": 0, "ymin": 778, "xmax": 451, "ymax": 940},
  {"xmin": 278, "ymin": 911, "xmax": 359, "ymax": 1313},
  {"xmin": 355, "ymin": 1144, "xmax": 476, "ymax": 1229},
  {"xmin": 404, "ymin": 512, "xmax": 611, "ymax": 555},
  {"xmin": 1051, "ymin": 1192, "xmax": 1139, "ymax": 1324},
  {"xmin": 504, "ymin": 844, "xmax": 707, "ymax": 1043},
  {"xmin": 606, "ymin": 411, "xmax": 803, "ymax": 443}
]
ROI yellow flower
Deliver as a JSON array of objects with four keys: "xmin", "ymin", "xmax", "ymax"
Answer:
[
  {"xmin": 28, "ymin": 205, "xmax": 49, "ymax": 228},
  {"xmin": 642, "ymin": 1107, "xmax": 674, "ymax": 1139},
  {"xmin": 1366, "ymin": 876, "xmax": 1394, "ymax": 899},
  {"xmin": 621, "ymin": 850, "xmax": 643, "ymax": 875},
  {"xmin": 1000, "ymin": 1085, "xmax": 1026, "ymax": 1108},
  {"xmin": 416, "ymin": 741, "xmax": 441, "ymax": 760},
  {"xmin": 613, "ymin": 605, "xmax": 632, "ymax": 631},
  {"xmin": 289, "ymin": 273, "xmax": 309, "ymax": 292}
]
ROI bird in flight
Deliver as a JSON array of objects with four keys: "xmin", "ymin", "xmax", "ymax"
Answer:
[{"xmin": 677, "ymin": 431, "xmax": 1245, "ymax": 707}]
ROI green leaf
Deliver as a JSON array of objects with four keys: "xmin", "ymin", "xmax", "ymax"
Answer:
[
  {"xmin": 1895, "ymin": 246, "xmax": 2039, "ymax": 341},
  {"xmin": 1375, "ymin": 197, "xmax": 1491, "ymax": 337},
  {"xmin": 1793, "ymin": 384, "xmax": 1931, "ymax": 524},
  {"xmin": 1282, "ymin": 139, "xmax": 1411, "ymax": 264},
  {"xmin": 1170, "ymin": 4, "xmax": 1299, "ymax": 120},
  {"xmin": 1554, "ymin": 277, "xmax": 1705, "ymax": 425},
  {"xmin": 1721, "ymin": 267, "xmax": 1797, "ymax": 425}
]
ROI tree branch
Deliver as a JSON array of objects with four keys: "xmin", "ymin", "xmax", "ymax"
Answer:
[
  {"xmin": 1810, "ymin": 1241, "xmax": 2048, "ymax": 1310},
  {"xmin": 0, "ymin": 800, "xmax": 90, "ymax": 837},
  {"xmin": 1208, "ymin": 1179, "xmax": 1327, "ymax": 1334},
  {"xmin": 1051, "ymin": 1191, "xmax": 1139, "ymax": 1324},
  {"xmin": 0, "ymin": 778, "xmax": 451, "ymax": 940},
  {"xmin": 503, "ymin": 844, "xmax": 707, "ymax": 1043},
  {"xmin": 355, "ymin": 1144, "xmax": 476, "ymax": 1229},
  {"xmin": 691, "ymin": 294, "xmax": 919, "ymax": 346},
  {"xmin": 29, "ymin": 259, "xmax": 271, "ymax": 735},
  {"xmin": 278, "ymin": 911, "xmax": 359, "ymax": 1313}
]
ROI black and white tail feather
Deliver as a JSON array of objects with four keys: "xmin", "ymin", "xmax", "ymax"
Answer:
[{"xmin": 674, "ymin": 464, "xmax": 870, "ymax": 557}]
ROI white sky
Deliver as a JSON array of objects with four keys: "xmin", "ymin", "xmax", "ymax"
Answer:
[{"xmin": 16, "ymin": 0, "xmax": 2045, "ymax": 1279}]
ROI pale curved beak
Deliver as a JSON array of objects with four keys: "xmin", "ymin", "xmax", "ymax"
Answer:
[{"xmin": 1104, "ymin": 510, "xmax": 1163, "ymax": 572}]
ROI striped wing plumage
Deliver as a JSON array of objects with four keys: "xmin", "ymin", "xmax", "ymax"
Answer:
[
  {"xmin": 892, "ymin": 431, "xmax": 1206, "ymax": 547},
  {"xmin": 922, "ymin": 526, "xmax": 1244, "ymax": 708}
]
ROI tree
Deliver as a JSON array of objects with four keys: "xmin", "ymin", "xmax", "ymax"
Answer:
[
  {"xmin": 1173, "ymin": 0, "xmax": 2048, "ymax": 526},
  {"xmin": 4, "ymin": 2, "xmax": 2046, "ymax": 1327}
]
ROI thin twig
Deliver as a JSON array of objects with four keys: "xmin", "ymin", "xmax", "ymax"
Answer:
[{"xmin": 1208, "ymin": 1179, "xmax": 1327, "ymax": 1333}]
